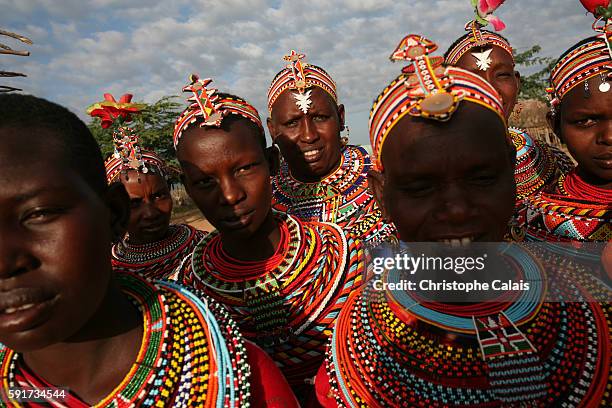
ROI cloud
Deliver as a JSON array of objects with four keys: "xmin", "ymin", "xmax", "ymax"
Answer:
[{"xmin": 1, "ymin": 0, "xmax": 601, "ymax": 144}]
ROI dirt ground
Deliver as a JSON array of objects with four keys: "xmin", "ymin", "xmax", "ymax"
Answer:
[{"xmin": 171, "ymin": 208, "xmax": 213, "ymax": 233}]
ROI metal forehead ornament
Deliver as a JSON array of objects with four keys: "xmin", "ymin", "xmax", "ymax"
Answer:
[
  {"xmin": 283, "ymin": 50, "xmax": 312, "ymax": 114},
  {"xmin": 391, "ymin": 35, "xmax": 462, "ymax": 120},
  {"xmin": 472, "ymin": 48, "xmax": 493, "ymax": 71}
]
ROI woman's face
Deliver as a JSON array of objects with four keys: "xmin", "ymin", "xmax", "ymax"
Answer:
[
  {"xmin": 555, "ymin": 74, "xmax": 612, "ymax": 187},
  {"xmin": 0, "ymin": 126, "xmax": 122, "ymax": 352},
  {"xmin": 268, "ymin": 87, "xmax": 345, "ymax": 182},
  {"xmin": 455, "ymin": 45, "xmax": 520, "ymax": 120},
  {"xmin": 369, "ymin": 104, "xmax": 516, "ymax": 243},
  {"xmin": 120, "ymin": 170, "xmax": 172, "ymax": 244}
]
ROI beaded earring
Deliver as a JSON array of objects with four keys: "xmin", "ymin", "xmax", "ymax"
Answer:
[
  {"xmin": 599, "ymin": 71, "xmax": 610, "ymax": 92},
  {"xmin": 584, "ymin": 78, "xmax": 591, "ymax": 98},
  {"xmin": 340, "ymin": 125, "xmax": 350, "ymax": 146}
]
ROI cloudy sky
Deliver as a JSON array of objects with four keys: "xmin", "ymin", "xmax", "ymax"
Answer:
[{"xmin": 1, "ymin": 0, "xmax": 597, "ymax": 145}]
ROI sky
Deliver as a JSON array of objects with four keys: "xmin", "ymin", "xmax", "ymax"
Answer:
[{"xmin": 1, "ymin": 0, "xmax": 597, "ymax": 145}]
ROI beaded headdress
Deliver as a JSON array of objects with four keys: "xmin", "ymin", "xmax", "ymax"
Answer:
[
  {"xmin": 87, "ymin": 93, "xmax": 166, "ymax": 184},
  {"xmin": 369, "ymin": 35, "xmax": 505, "ymax": 171},
  {"xmin": 173, "ymin": 74, "xmax": 263, "ymax": 149},
  {"xmin": 547, "ymin": 1, "xmax": 612, "ymax": 112},
  {"xmin": 267, "ymin": 50, "xmax": 337, "ymax": 113},
  {"xmin": 445, "ymin": 0, "xmax": 513, "ymax": 67}
]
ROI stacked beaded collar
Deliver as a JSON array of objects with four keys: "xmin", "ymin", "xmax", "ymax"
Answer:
[
  {"xmin": 445, "ymin": 0, "xmax": 512, "ymax": 66},
  {"xmin": 369, "ymin": 34, "xmax": 505, "ymax": 171},
  {"xmin": 179, "ymin": 212, "xmax": 365, "ymax": 385},
  {"xmin": 525, "ymin": 169, "xmax": 612, "ymax": 242},
  {"xmin": 87, "ymin": 93, "xmax": 166, "ymax": 184},
  {"xmin": 173, "ymin": 75, "xmax": 263, "ymax": 149},
  {"xmin": 271, "ymin": 145, "xmax": 396, "ymax": 246},
  {"xmin": 325, "ymin": 244, "xmax": 611, "ymax": 406},
  {"xmin": 112, "ymin": 224, "xmax": 206, "ymax": 280},
  {"xmin": 267, "ymin": 50, "xmax": 337, "ymax": 113},
  {"xmin": 0, "ymin": 272, "xmax": 251, "ymax": 407},
  {"xmin": 510, "ymin": 128, "xmax": 573, "ymax": 200},
  {"xmin": 547, "ymin": 4, "xmax": 612, "ymax": 112}
]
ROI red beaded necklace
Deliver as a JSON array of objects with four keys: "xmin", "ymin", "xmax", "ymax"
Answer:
[
  {"xmin": 562, "ymin": 170, "xmax": 612, "ymax": 203},
  {"xmin": 206, "ymin": 220, "xmax": 290, "ymax": 281}
]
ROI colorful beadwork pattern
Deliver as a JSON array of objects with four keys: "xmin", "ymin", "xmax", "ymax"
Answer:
[
  {"xmin": 547, "ymin": 9, "xmax": 612, "ymax": 111},
  {"xmin": 267, "ymin": 50, "xmax": 337, "ymax": 113},
  {"xmin": 369, "ymin": 34, "xmax": 506, "ymax": 171},
  {"xmin": 445, "ymin": 27, "xmax": 513, "ymax": 66},
  {"xmin": 324, "ymin": 245, "xmax": 611, "ymax": 407},
  {"xmin": 271, "ymin": 145, "xmax": 396, "ymax": 247},
  {"xmin": 510, "ymin": 127, "xmax": 573, "ymax": 201},
  {"xmin": 525, "ymin": 170, "xmax": 612, "ymax": 242},
  {"xmin": 0, "ymin": 272, "xmax": 251, "ymax": 407},
  {"xmin": 173, "ymin": 75, "xmax": 263, "ymax": 149},
  {"xmin": 178, "ymin": 212, "xmax": 366, "ymax": 386},
  {"xmin": 112, "ymin": 223, "xmax": 206, "ymax": 280}
]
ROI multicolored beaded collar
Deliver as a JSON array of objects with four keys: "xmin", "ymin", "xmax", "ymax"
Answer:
[
  {"xmin": 0, "ymin": 272, "xmax": 251, "ymax": 407},
  {"xmin": 271, "ymin": 145, "xmax": 396, "ymax": 247},
  {"xmin": 178, "ymin": 212, "xmax": 365, "ymax": 386},
  {"xmin": 173, "ymin": 75, "xmax": 262, "ymax": 149},
  {"xmin": 369, "ymin": 34, "xmax": 506, "ymax": 171},
  {"xmin": 525, "ymin": 169, "xmax": 612, "ymax": 242},
  {"xmin": 323, "ymin": 245, "xmax": 611, "ymax": 407},
  {"xmin": 547, "ymin": 3, "xmax": 612, "ymax": 112},
  {"xmin": 87, "ymin": 93, "xmax": 166, "ymax": 184},
  {"xmin": 267, "ymin": 50, "xmax": 337, "ymax": 113},
  {"xmin": 510, "ymin": 128, "xmax": 574, "ymax": 201},
  {"xmin": 112, "ymin": 223, "xmax": 206, "ymax": 280},
  {"xmin": 445, "ymin": 0, "xmax": 512, "ymax": 66}
]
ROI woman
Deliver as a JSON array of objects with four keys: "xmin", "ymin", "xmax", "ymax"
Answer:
[
  {"xmin": 267, "ymin": 51, "xmax": 396, "ymax": 247},
  {"xmin": 0, "ymin": 94, "xmax": 296, "ymax": 407},
  {"xmin": 173, "ymin": 75, "xmax": 366, "ymax": 396},
  {"xmin": 445, "ymin": 2, "xmax": 573, "ymax": 210},
  {"xmin": 524, "ymin": 2, "xmax": 611, "ymax": 242},
  {"xmin": 88, "ymin": 93, "xmax": 205, "ymax": 279},
  {"xmin": 315, "ymin": 34, "xmax": 611, "ymax": 407}
]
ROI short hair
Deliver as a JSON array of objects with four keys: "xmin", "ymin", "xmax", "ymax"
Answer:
[
  {"xmin": 0, "ymin": 94, "xmax": 107, "ymax": 195},
  {"xmin": 443, "ymin": 30, "xmax": 512, "ymax": 61},
  {"xmin": 179, "ymin": 92, "xmax": 267, "ymax": 151}
]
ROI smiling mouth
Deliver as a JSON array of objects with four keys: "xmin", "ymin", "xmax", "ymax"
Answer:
[
  {"xmin": 302, "ymin": 148, "xmax": 323, "ymax": 163},
  {"xmin": 0, "ymin": 289, "xmax": 59, "ymax": 332},
  {"xmin": 432, "ymin": 235, "xmax": 484, "ymax": 247}
]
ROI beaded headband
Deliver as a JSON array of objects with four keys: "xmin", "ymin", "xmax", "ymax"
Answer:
[
  {"xmin": 173, "ymin": 74, "xmax": 263, "ymax": 149},
  {"xmin": 445, "ymin": 0, "xmax": 512, "ymax": 67},
  {"xmin": 267, "ymin": 50, "xmax": 338, "ymax": 113},
  {"xmin": 547, "ymin": 2, "xmax": 612, "ymax": 112},
  {"xmin": 370, "ymin": 35, "xmax": 505, "ymax": 171},
  {"xmin": 87, "ymin": 93, "xmax": 166, "ymax": 183}
]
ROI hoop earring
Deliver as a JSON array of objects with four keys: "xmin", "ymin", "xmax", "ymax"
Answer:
[{"xmin": 341, "ymin": 125, "xmax": 350, "ymax": 146}]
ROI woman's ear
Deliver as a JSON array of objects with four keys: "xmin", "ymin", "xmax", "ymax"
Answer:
[
  {"xmin": 367, "ymin": 169, "xmax": 390, "ymax": 221},
  {"xmin": 267, "ymin": 117, "xmax": 278, "ymax": 144},
  {"xmin": 546, "ymin": 110, "xmax": 564, "ymax": 143},
  {"xmin": 104, "ymin": 182, "xmax": 130, "ymax": 243},
  {"xmin": 265, "ymin": 144, "xmax": 281, "ymax": 176}
]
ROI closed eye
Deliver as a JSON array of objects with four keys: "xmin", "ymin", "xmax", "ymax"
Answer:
[{"xmin": 21, "ymin": 207, "xmax": 67, "ymax": 225}]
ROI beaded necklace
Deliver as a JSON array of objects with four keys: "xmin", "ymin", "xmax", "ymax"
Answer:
[
  {"xmin": 325, "ymin": 245, "xmax": 611, "ymax": 407},
  {"xmin": 271, "ymin": 145, "xmax": 396, "ymax": 247},
  {"xmin": 0, "ymin": 272, "xmax": 251, "ymax": 407},
  {"xmin": 510, "ymin": 128, "xmax": 573, "ymax": 201},
  {"xmin": 112, "ymin": 224, "xmax": 206, "ymax": 279},
  {"xmin": 179, "ymin": 212, "xmax": 365, "ymax": 386},
  {"xmin": 525, "ymin": 169, "xmax": 611, "ymax": 242}
]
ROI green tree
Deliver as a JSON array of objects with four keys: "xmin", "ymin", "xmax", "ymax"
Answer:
[
  {"xmin": 88, "ymin": 95, "xmax": 183, "ymax": 168},
  {"xmin": 513, "ymin": 45, "xmax": 556, "ymax": 102}
]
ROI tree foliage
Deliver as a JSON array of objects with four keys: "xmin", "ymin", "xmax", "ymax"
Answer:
[
  {"xmin": 88, "ymin": 95, "xmax": 183, "ymax": 168},
  {"xmin": 513, "ymin": 45, "xmax": 556, "ymax": 102}
]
